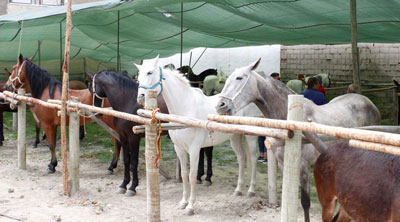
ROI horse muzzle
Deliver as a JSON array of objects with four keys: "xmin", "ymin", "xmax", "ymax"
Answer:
[
  {"xmin": 216, "ymin": 98, "xmax": 234, "ymax": 115},
  {"xmin": 4, "ymin": 82, "xmax": 14, "ymax": 92},
  {"xmin": 137, "ymin": 93, "xmax": 145, "ymax": 104}
]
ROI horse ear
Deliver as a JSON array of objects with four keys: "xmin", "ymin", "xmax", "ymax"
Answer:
[
  {"xmin": 4, "ymin": 68, "xmax": 11, "ymax": 76},
  {"xmin": 85, "ymin": 72, "xmax": 93, "ymax": 81},
  {"xmin": 248, "ymin": 58, "xmax": 261, "ymax": 71},
  {"xmin": 134, "ymin": 63, "xmax": 142, "ymax": 71},
  {"xmin": 153, "ymin": 55, "xmax": 160, "ymax": 65},
  {"xmin": 18, "ymin": 54, "xmax": 23, "ymax": 65}
]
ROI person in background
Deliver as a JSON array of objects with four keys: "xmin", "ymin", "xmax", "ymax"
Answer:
[
  {"xmin": 315, "ymin": 75, "xmax": 326, "ymax": 96},
  {"xmin": 258, "ymin": 72, "xmax": 280, "ymax": 163},
  {"xmin": 270, "ymin": 72, "xmax": 280, "ymax": 80},
  {"xmin": 300, "ymin": 77, "xmax": 327, "ymax": 105}
]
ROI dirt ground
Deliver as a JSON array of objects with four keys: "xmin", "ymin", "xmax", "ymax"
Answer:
[{"xmin": 0, "ymin": 137, "xmax": 321, "ymax": 222}]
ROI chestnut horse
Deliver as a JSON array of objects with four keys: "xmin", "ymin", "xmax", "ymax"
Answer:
[
  {"xmin": 314, "ymin": 141, "xmax": 400, "ymax": 222},
  {"xmin": 5, "ymin": 54, "xmax": 121, "ymax": 173}
]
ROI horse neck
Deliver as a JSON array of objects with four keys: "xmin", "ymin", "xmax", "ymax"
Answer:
[
  {"xmin": 161, "ymin": 69, "xmax": 199, "ymax": 116},
  {"xmin": 101, "ymin": 77, "xmax": 138, "ymax": 113},
  {"xmin": 254, "ymin": 75, "xmax": 292, "ymax": 120}
]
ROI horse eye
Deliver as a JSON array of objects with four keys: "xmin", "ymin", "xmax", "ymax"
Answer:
[
  {"xmin": 147, "ymin": 71, "xmax": 153, "ymax": 75},
  {"xmin": 236, "ymin": 76, "xmax": 243, "ymax": 80}
]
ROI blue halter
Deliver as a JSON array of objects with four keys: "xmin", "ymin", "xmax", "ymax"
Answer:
[{"xmin": 139, "ymin": 67, "xmax": 165, "ymax": 95}]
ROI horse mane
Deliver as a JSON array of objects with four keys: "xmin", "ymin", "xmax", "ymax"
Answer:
[
  {"xmin": 167, "ymin": 68, "xmax": 191, "ymax": 87},
  {"xmin": 98, "ymin": 70, "xmax": 138, "ymax": 93},
  {"xmin": 24, "ymin": 59, "xmax": 61, "ymax": 99}
]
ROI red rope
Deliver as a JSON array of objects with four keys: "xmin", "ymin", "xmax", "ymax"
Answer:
[{"xmin": 146, "ymin": 107, "xmax": 162, "ymax": 168}]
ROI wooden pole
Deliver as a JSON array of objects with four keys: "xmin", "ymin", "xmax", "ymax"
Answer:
[
  {"xmin": 180, "ymin": 2, "xmax": 183, "ymax": 68},
  {"xmin": 207, "ymin": 115, "xmax": 400, "ymax": 147},
  {"xmin": 281, "ymin": 95, "xmax": 304, "ymax": 222},
  {"xmin": 138, "ymin": 109, "xmax": 291, "ymax": 139},
  {"xmin": 17, "ymin": 88, "xmax": 26, "ymax": 170},
  {"xmin": 68, "ymin": 97, "xmax": 80, "ymax": 195},
  {"xmin": 393, "ymin": 82, "xmax": 400, "ymax": 125},
  {"xmin": 349, "ymin": 139, "xmax": 400, "ymax": 156},
  {"xmin": 267, "ymin": 148, "xmax": 278, "ymax": 206},
  {"xmin": 12, "ymin": 113, "xmax": 17, "ymax": 132},
  {"xmin": 145, "ymin": 90, "xmax": 160, "ymax": 222},
  {"xmin": 61, "ymin": 0, "xmax": 72, "ymax": 196},
  {"xmin": 350, "ymin": 0, "xmax": 361, "ymax": 93}
]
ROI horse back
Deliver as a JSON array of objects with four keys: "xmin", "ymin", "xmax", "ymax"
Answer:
[{"xmin": 315, "ymin": 141, "xmax": 400, "ymax": 221}]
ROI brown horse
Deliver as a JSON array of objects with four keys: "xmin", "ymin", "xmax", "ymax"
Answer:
[
  {"xmin": 5, "ymin": 54, "xmax": 121, "ymax": 173},
  {"xmin": 314, "ymin": 141, "xmax": 400, "ymax": 222}
]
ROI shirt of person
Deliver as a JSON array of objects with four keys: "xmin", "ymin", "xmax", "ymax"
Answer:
[{"xmin": 300, "ymin": 88, "xmax": 327, "ymax": 105}]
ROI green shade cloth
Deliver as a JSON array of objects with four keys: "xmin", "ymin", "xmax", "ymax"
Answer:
[{"xmin": 1, "ymin": 0, "xmax": 399, "ymax": 74}]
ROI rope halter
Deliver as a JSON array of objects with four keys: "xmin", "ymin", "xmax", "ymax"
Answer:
[
  {"xmin": 91, "ymin": 73, "xmax": 107, "ymax": 108},
  {"xmin": 138, "ymin": 67, "xmax": 165, "ymax": 96},
  {"xmin": 218, "ymin": 73, "xmax": 251, "ymax": 113},
  {"xmin": 9, "ymin": 60, "xmax": 26, "ymax": 91}
]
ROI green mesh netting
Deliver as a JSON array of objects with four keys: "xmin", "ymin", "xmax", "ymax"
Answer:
[{"xmin": 1, "ymin": 0, "xmax": 400, "ymax": 76}]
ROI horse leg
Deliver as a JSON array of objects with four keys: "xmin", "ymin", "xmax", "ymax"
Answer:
[
  {"xmin": 185, "ymin": 147, "xmax": 200, "ymax": 216},
  {"xmin": 175, "ymin": 145, "xmax": 189, "ymax": 210},
  {"xmin": 230, "ymin": 134, "xmax": 246, "ymax": 196},
  {"xmin": 106, "ymin": 138, "xmax": 121, "ymax": 175},
  {"xmin": 42, "ymin": 124, "xmax": 57, "ymax": 173},
  {"xmin": 314, "ymin": 157, "xmax": 337, "ymax": 222},
  {"xmin": 79, "ymin": 125, "xmax": 85, "ymax": 140},
  {"xmin": 204, "ymin": 146, "xmax": 213, "ymax": 185},
  {"xmin": 126, "ymin": 137, "xmax": 140, "ymax": 196},
  {"xmin": 300, "ymin": 163, "xmax": 311, "ymax": 222},
  {"xmin": 197, "ymin": 148, "xmax": 205, "ymax": 184},
  {"xmin": 244, "ymin": 136, "xmax": 258, "ymax": 196},
  {"xmin": 34, "ymin": 121, "xmax": 40, "ymax": 148},
  {"xmin": 117, "ymin": 142, "xmax": 130, "ymax": 194},
  {"xmin": 334, "ymin": 206, "xmax": 352, "ymax": 222}
]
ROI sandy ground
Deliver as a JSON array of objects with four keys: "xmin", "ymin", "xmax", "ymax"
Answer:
[{"xmin": 0, "ymin": 137, "xmax": 321, "ymax": 222}]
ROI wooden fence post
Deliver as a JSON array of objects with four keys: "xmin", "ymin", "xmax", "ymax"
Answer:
[
  {"xmin": 17, "ymin": 88, "xmax": 26, "ymax": 170},
  {"xmin": 281, "ymin": 95, "xmax": 304, "ymax": 222},
  {"xmin": 68, "ymin": 97, "xmax": 80, "ymax": 195},
  {"xmin": 267, "ymin": 148, "xmax": 278, "ymax": 206},
  {"xmin": 393, "ymin": 80, "xmax": 399, "ymax": 125},
  {"xmin": 12, "ymin": 113, "xmax": 18, "ymax": 131},
  {"xmin": 145, "ymin": 90, "xmax": 160, "ymax": 222}
]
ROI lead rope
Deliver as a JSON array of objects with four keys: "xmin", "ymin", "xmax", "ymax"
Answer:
[{"xmin": 145, "ymin": 106, "xmax": 162, "ymax": 168}]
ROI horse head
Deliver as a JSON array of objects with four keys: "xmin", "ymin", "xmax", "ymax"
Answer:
[
  {"xmin": 217, "ymin": 58, "xmax": 261, "ymax": 115},
  {"xmin": 86, "ymin": 71, "xmax": 107, "ymax": 108},
  {"xmin": 5, "ymin": 54, "xmax": 27, "ymax": 91},
  {"xmin": 135, "ymin": 55, "xmax": 163, "ymax": 104}
]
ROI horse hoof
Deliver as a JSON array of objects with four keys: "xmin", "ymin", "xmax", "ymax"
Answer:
[
  {"xmin": 116, "ymin": 188, "xmax": 127, "ymax": 194},
  {"xmin": 125, "ymin": 190, "xmax": 136, "ymax": 197},
  {"xmin": 247, "ymin": 192, "xmax": 256, "ymax": 197},
  {"xmin": 47, "ymin": 168, "xmax": 55, "ymax": 174},
  {"xmin": 105, "ymin": 170, "xmax": 113, "ymax": 175},
  {"xmin": 196, "ymin": 180, "xmax": 202, "ymax": 184},
  {"xmin": 184, "ymin": 208, "xmax": 194, "ymax": 216},
  {"xmin": 179, "ymin": 201, "xmax": 188, "ymax": 209},
  {"xmin": 234, "ymin": 191, "xmax": 243, "ymax": 196},
  {"xmin": 203, "ymin": 180, "xmax": 212, "ymax": 186}
]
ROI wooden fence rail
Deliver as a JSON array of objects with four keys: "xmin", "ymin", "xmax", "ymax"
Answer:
[{"xmin": 208, "ymin": 114, "xmax": 400, "ymax": 148}]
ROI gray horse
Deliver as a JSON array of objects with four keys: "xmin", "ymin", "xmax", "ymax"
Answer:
[{"xmin": 216, "ymin": 59, "xmax": 381, "ymax": 222}]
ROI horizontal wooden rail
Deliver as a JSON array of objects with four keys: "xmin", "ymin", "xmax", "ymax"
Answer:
[
  {"xmin": 0, "ymin": 92, "xmax": 20, "ymax": 106},
  {"xmin": 47, "ymin": 100, "xmax": 152, "ymax": 125},
  {"xmin": 349, "ymin": 139, "xmax": 400, "ymax": 156},
  {"xmin": 208, "ymin": 114, "xmax": 400, "ymax": 147},
  {"xmin": 132, "ymin": 123, "xmax": 188, "ymax": 134},
  {"xmin": 137, "ymin": 109, "xmax": 292, "ymax": 139}
]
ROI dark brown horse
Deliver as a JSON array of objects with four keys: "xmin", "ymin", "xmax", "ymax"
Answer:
[
  {"xmin": 314, "ymin": 141, "xmax": 400, "ymax": 222},
  {"xmin": 87, "ymin": 70, "xmax": 169, "ymax": 196},
  {"xmin": 0, "ymin": 79, "xmax": 15, "ymax": 146},
  {"xmin": 5, "ymin": 54, "xmax": 121, "ymax": 174}
]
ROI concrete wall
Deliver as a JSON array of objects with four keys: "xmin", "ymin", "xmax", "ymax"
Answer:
[
  {"xmin": 281, "ymin": 43, "xmax": 400, "ymax": 123},
  {"xmin": 281, "ymin": 43, "xmax": 400, "ymax": 84},
  {"xmin": 0, "ymin": 0, "xmax": 7, "ymax": 15}
]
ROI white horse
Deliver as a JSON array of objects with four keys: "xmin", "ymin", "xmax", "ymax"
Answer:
[
  {"xmin": 135, "ymin": 56, "xmax": 263, "ymax": 215},
  {"xmin": 216, "ymin": 59, "xmax": 381, "ymax": 222}
]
